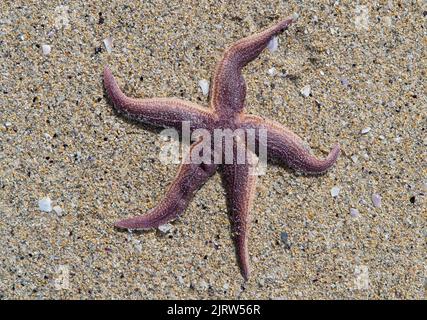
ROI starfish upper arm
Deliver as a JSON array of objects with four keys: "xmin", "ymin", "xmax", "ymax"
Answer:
[
  {"xmin": 104, "ymin": 67, "xmax": 215, "ymax": 131},
  {"xmin": 211, "ymin": 15, "xmax": 297, "ymax": 116}
]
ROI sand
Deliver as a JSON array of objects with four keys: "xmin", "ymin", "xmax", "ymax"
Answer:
[{"xmin": 0, "ymin": 0, "xmax": 425, "ymax": 299}]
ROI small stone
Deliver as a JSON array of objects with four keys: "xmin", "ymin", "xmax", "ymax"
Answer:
[
  {"xmin": 340, "ymin": 78, "xmax": 349, "ymax": 87},
  {"xmin": 177, "ymin": 275, "xmax": 185, "ymax": 285},
  {"xmin": 280, "ymin": 232, "xmax": 291, "ymax": 249},
  {"xmin": 409, "ymin": 196, "xmax": 415, "ymax": 204},
  {"xmin": 359, "ymin": 198, "xmax": 368, "ymax": 206},
  {"xmin": 74, "ymin": 151, "xmax": 82, "ymax": 162},
  {"xmin": 103, "ymin": 37, "xmax": 113, "ymax": 53},
  {"xmin": 267, "ymin": 36, "xmax": 278, "ymax": 52},
  {"xmin": 41, "ymin": 44, "xmax": 51, "ymax": 55},
  {"xmin": 4, "ymin": 122, "xmax": 12, "ymax": 128},
  {"xmin": 52, "ymin": 205, "xmax": 63, "ymax": 215},
  {"xmin": 134, "ymin": 242, "xmax": 142, "ymax": 254},
  {"xmin": 372, "ymin": 193, "xmax": 381, "ymax": 208},
  {"xmin": 361, "ymin": 127, "xmax": 371, "ymax": 134},
  {"xmin": 198, "ymin": 280, "xmax": 208, "ymax": 291},
  {"xmin": 158, "ymin": 223, "xmax": 173, "ymax": 233},
  {"xmin": 38, "ymin": 197, "xmax": 52, "ymax": 212},
  {"xmin": 198, "ymin": 79, "xmax": 209, "ymax": 96},
  {"xmin": 267, "ymin": 67, "xmax": 276, "ymax": 76},
  {"xmin": 350, "ymin": 208, "xmax": 359, "ymax": 217},
  {"xmin": 330, "ymin": 186, "xmax": 340, "ymax": 197},
  {"xmin": 351, "ymin": 155, "xmax": 359, "ymax": 163},
  {"xmin": 300, "ymin": 85, "xmax": 311, "ymax": 97}
]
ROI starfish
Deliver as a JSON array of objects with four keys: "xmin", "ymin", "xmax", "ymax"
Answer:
[{"xmin": 103, "ymin": 14, "xmax": 340, "ymax": 280}]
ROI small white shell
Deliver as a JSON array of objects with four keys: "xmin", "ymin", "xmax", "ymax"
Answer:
[
  {"xmin": 198, "ymin": 79, "xmax": 209, "ymax": 96},
  {"xmin": 42, "ymin": 44, "xmax": 51, "ymax": 55}
]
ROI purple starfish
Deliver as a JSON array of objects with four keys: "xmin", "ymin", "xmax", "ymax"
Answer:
[{"xmin": 103, "ymin": 14, "xmax": 339, "ymax": 280}]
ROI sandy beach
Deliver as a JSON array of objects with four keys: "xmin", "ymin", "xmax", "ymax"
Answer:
[{"xmin": 0, "ymin": 1, "xmax": 425, "ymax": 299}]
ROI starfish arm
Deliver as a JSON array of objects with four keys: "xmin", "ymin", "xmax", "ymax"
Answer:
[
  {"xmin": 240, "ymin": 115, "xmax": 340, "ymax": 174},
  {"xmin": 211, "ymin": 14, "xmax": 297, "ymax": 115},
  {"xmin": 115, "ymin": 139, "xmax": 217, "ymax": 230},
  {"xmin": 104, "ymin": 66, "xmax": 215, "ymax": 130},
  {"xmin": 221, "ymin": 145, "xmax": 258, "ymax": 280}
]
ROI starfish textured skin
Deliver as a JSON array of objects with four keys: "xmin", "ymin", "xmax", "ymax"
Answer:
[{"xmin": 103, "ymin": 14, "xmax": 340, "ymax": 280}]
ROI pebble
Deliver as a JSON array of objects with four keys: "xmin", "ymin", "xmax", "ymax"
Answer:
[
  {"xmin": 351, "ymin": 155, "xmax": 359, "ymax": 163},
  {"xmin": 280, "ymin": 232, "xmax": 291, "ymax": 249},
  {"xmin": 300, "ymin": 85, "xmax": 311, "ymax": 97},
  {"xmin": 198, "ymin": 79, "xmax": 209, "ymax": 96},
  {"xmin": 177, "ymin": 275, "xmax": 185, "ymax": 286},
  {"xmin": 198, "ymin": 280, "xmax": 209, "ymax": 291},
  {"xmin": 267, "ymin": 36, "xmax": 278, "ymax": 52},
  {"xmin": 350, "ymin": 208, "xmax": 359, "ymax": 217},
  {"xmin": 103, "ymin": 37, "xmax": 113, "ymax": 53},
  {"xmin": 41, "ymin": 44, "xmax": 51, "ymax": 55},
  {"xmin": 330, "ymin": 186, "xmax": 340, "ymax": 197},
  {"xmin": 158, "ymin": 223, "xmax": 173, "ymax": 233},
  {"xmin": 38, "ymin": 197, "xmax": 52, "ymax": 212},
  {"xmin": 372, "ymin": 193, "xmax": 382, "ymax": 208},
  {"xmin": 52, "ymin": 205, "xmax": 63, "ymax": 215},
  {"xmin": 361, "ymin": 127, "xmax": 371, "ymax": 134},
  {"xmin": 340, "ymin": 78, "xmax": 349, "ymax": 87},
  {"xmin": 267, "ymin": 67, "xmax": 276, "ymax": 76}
]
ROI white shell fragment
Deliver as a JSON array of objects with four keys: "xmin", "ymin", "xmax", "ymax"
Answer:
[
  {"xmin": 267, "ymin": 67, "xmax": 276, "ymax": 76},
  {"xmin": 198, "ymin": 79, "xmax": 209, "ymax": 96},
  {"xmin": 361, "ymin": 127, "xmax": 371, "ymax": 134},
  {"xmin": 103, "ymin": 37, "xmax": 113, "ymax": 53},
  {"xmin": 38, "ymin": 197, "xmax": 52, "ymax": 212},
  {"xmin": 267, "ymin": 36, "xmax": 278, "ymax": 52},
  {"xmin": 330, "ymin": 186, "xmax": 340, "ymax": 197},
  {"xmin": 42, "ymin": 44, "xmax": 51, "ymax": 55},
  {"xmin": 300, "ymin": 85, "xmax": 311, "ymax": 97},
  {"xmin": 292, "ymin": 13, "xmax": 299, "ymax": 20},
  {"xmin": 158, "ymin": 223, "xmax": 173, "ymax": 233},
  {"xmin": 372, "ymin": 193, "xmax": 382, "ymax": 208},
  {"xmin": 350, "ymin": 208, "xmax": 359, "ymax": 217}
]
